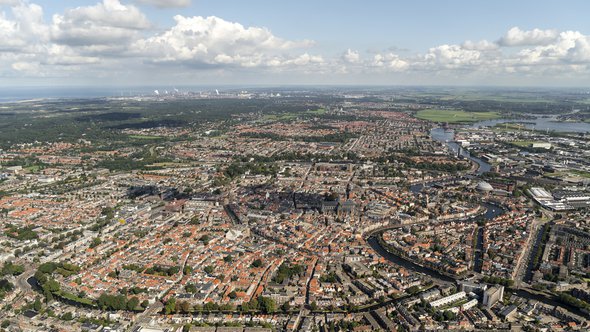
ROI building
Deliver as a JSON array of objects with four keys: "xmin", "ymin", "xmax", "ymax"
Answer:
[
  {"xmin": 499, "ymin": 304, "xmax": 518, "ymax": 321},
  {"xmin": 483, "ymin": 285, "xmax": 504, "ymax": 308},
  {"xmin": 429, "ymin": 291, "xmax": 466, "ymax": 309}
]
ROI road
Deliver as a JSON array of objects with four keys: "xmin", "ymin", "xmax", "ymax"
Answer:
[
  {"xmin": 129, "ymin": 301, "xmax": 164, "ymax": 331},
  {"xmin": 514, "ymin": 217, "xmax": 547, "ymax": 287}
]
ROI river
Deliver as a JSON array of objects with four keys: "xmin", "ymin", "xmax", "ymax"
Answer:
[
  {"xmin": 367, "ymin": 236, "xmax": 455, "ymax": 284},
  {"xmin": 430, "ymin": 128, "xmax": 491, "ymax": 175},
  {"xmin": 472, "ymin": 116, "xmax": 590, "ymax": 134}
]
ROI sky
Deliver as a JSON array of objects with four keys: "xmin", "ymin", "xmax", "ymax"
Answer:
[{"xmin": 1, "ymin": 0, "xmax": 590, "ymax": 87}]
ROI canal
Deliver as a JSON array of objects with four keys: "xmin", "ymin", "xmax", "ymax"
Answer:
[
  {"xmin": 367, "ymin": 236, "xmax": 455, "ymax": 284},
  {"xmin": 430, "ymin": 128, "xmax": 491, "ymax": 175}
]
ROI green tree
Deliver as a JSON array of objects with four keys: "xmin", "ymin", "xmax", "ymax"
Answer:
[
  {"xmin": 42, "ymin": 279, "xmax": 60, "ymax": 293},
  {"xmin": 33, "ymin": 298, "xmax": 42, "ymax": 311},
  {"xmin": 251, "ymin": 259, "xmax": 263, "ymax": 268},
  {"xmin": 127, "ymin": 297, "xmax": 140, "ymax": 311},
  {"xmin": 310, "ymin": 301, "xmax": 318, "ymax": 311},
  {"xmin": 282, "ymin": 301, "xmax": 291, "ymax": 313},
  {"xmin": 165, "ymin": 298, "xmax": 176, "ymax": 315}
]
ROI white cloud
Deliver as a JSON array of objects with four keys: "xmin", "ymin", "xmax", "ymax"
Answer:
[
  {"xmin": 462, "ymin": 40, "xmax": 498, "ymax": 51},
  {"xmin": 136, "ymin": 0, "xmax": 191, "ymax": 8},
  {"xmin": 372, "ymin": 53, "xmax": 409, "ymax": 71},
  {"xmin": 0, "ymin": 2, "xmax": 46, "ymax": 52},
  {"xmin": 513, "ymin": 31, "xmax": 589, "ymax": 65},
  {"xmin": 342, "ymin": 49, "xmax": 361, "ymax": 64},
  {"xmin": 133, "ymin": 15, "xmax": 313, "ymax": 67},
  {"xmin": 498, "ymin": 27, "xmax": 558, "ymax": 47},
  {"xmin": 1, "ymin": 3, "xmax": 590, "ymax": 86},
  {"xmin": 424, "ymin": 44, "xmax": 481, "ymax": 69},
  {"xmin": 11, "ymin": 61, "xmax": 39, "ymax": 72},
  {"xmin": 51, "ymin": 0, "xmax": 150, "ymax": 47}
]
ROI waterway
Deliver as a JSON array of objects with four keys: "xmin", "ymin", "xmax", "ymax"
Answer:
[
  {"xmin": 368, "ymin": 230, "xmax": 590, "ymax": 319},
  {"xmin": 472, "ymin": 116, "xmax": 590, "ymax": 134},
  {"xmin": 430, "ymin": 128, "xmax": 491, "ymax": 175},
  {"xmin": 367, "ymin": 236, "xmax": 455, "ymax": 284}
]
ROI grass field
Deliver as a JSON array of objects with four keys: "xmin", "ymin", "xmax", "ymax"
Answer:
[
  {"xmin": 25, "ymin": 165, "xmax": 42, "ymax": 173},
  {"xmin": 548, "ymin": 170, "xmax": 590, "ymax": 179},
  {"xmin": 416, "ymin": 109, "xmax": 501, "ymax": 123}
]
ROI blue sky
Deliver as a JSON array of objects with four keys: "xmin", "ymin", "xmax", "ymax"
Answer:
[{"xmin": 1, "ymin": 0, "xmax": 590, "ymax": 86}]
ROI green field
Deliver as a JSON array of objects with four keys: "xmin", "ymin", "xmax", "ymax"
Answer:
[
  {"xmin": 548, "ymin": 170, "xmax": 590, "ymax": 179},
  {"xmin": 416, "ymin": 109, "xmax": 501, "ymax": 123}
]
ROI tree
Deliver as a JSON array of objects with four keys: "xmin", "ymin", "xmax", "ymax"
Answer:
[
  {"xmin": 1, "ymin": 262, "xmax": 24, "ymax": 276},
  {"xmin": 33, "ymin": 298, "xmax": 42, "ymax": 311},
  {"xmin": 178, "ymin": 300, "xmax": 191, "ymax": 313},
  {"xmin": 164, "ymin": 298, "xmax": 176, "ymax": 315},
  {"xmin": 259, "ymin": 296, "xmax": 276, "ymax": 314},
  {"xmin": 203, "ymin": 301, "xmax": 218, "ymax": 312},
  {"xmin": 204, "ymin": 265, "xmax": 214, "ymax": 274},
  {"xmin": 310, "ymin": 301, "xmax": 318, "ymax": 311},
  {"xmin": 141, "ymin": 299, "xmax": 149, "ymax": 309},
  {"xmin": 97, "ymin": 293, "xmax": 128, "ymax": 311},
  {"xmin": 189, "ymin": 216, "xmax": 200, "ymax": 225},
  {"xmin": 42, "ymin": 279, "xmax": 60, "ymax": 293},
  {"xmin": 443, "ymin": 310, "xmax": 456, "ymax": 321},
  {"xmin": 198, "ymin": 235, "xmax": 210, "ymax": 245},
  {"xmin": 38, "ymin": 262, "xmax": 58, "ymax": 274},
  {"xmin": 43, "ymin": 289, "xmax": 54, "ymax": 303},
  {"xmin": 89, "ymin": 237, "xmax": 102, "ymax": 249},
  {"xmin": 127, "ymin": 297, "xmax": 140, "ymax": 311},
  {"xmin": 0, "ymin": 279, "xmax": 14, "ymax": 292},
  {"xmin": 406, "ymin": 285, "xmax": 420, "ymax": 295},
  {"xmin": 251, "ymin": 259, "xmax": 263, "ymax": 268},
  {"xmin": 185, "ymin": 283, "xmax": 197, "ymax": 293},
  {"xmin": 282, "ymin": 301, "xmax": 291, "ymax": 313}
]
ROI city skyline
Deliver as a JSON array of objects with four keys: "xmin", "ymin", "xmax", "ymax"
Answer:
[{"xmin": 1, "ymin": 0, "xmax": 590, "ymax": 87}]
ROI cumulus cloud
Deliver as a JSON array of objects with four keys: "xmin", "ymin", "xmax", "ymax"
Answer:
[
  {"xmin": 51, "ymin": 0, "xmax": 150, "ymax": 47},
  {"xmin": 424, "ymin": 44, "xmax": 481, "ymax": 69},
  {"xmin": 136, "ymin": 0, "xmax": 191, "ymax": 8},
  {"xmin": 342, "ymin": 49, "xmax": 361, "ymax": 64},
  {"xmin": 133, "ymin": 15, "xmax": 314, "ymax": 68},
  {"xmin": 462, "ymin": 40, "xmax": 498, "ymax": 51},
  {"xmin": 498, "ymin": 27, "xmax": 558, "ymax": 47},
  {"xmin": 372, "ymin": 53, "xmax": 409, "ymax": 71},
  {"xmin": 1, "ymin": 2, "xmax": 590, "ymax": 85},
  {"xmin": 0, "ymin": 2, "xmax": 47, "ymax": 52}
]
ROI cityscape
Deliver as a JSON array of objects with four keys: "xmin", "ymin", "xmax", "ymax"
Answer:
[
  {"xmin": 1, "ymin": 1, "xmax": 590, "ymax": 332},
  {"xmin": 0, "ymin": 88, "xmax": 589, "ymax": 331}
]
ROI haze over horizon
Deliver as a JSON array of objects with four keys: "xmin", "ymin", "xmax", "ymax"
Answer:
[{"xmin": 1, "ymin": 0, "xmax": 590, "ymax": 87}]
